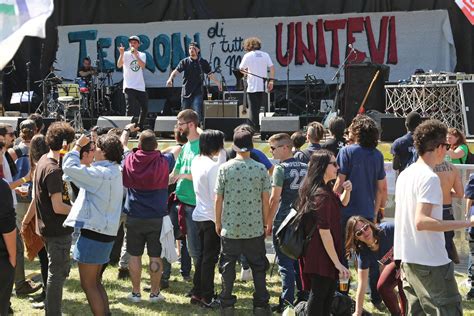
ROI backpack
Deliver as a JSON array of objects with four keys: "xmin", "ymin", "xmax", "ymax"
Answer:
[{"xmin": 275, "ymin": 208, "xmax": 317, "ymax": 260}]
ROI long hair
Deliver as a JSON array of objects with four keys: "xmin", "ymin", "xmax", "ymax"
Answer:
[
  {"xmin": 345, "ymin": 216, "xmax": 381, "ymax": 259},
  {"xmin": 29, "ymin": 134, "xmax": 49, "ymax": 172},
  {"xmin": 295, "ymin": 149, "xmax": 333, "ymax": 223},
  {"xmin": 448, "ymin": 127, "xmax": 467, "ymax": 148}
]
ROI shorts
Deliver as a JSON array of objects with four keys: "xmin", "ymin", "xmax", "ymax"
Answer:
[
  {"xmin": 73, "ymin": 235, "xmax": 114, "ymax": 265},
  {"xmin": 126, "ymin": 217, "xmax": 163, "ymax": 257}
]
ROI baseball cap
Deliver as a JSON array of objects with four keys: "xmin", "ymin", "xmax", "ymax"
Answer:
[
  {"xmin": 232, "ymin": 130, "xmax": 253, "ymax": 153},
  {"xmin": 189, "ymin": 42, "xmax": 200, "ymax": 49},
  {"xmin": 128, "ymin": 35, "xmax": 140, "ymax": 43}
]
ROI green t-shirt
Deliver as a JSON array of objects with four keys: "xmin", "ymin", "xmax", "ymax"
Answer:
[
  {"xmin": 451, "ymin": 144, "xmax": 468, "ymax": 164},
  {"xmin": 174, "ymin": 138, "xmax": 200, "ymax": 205},
  {"xmin": 215, "ymin": 158, "xmax": 271, "ymax": 239}
]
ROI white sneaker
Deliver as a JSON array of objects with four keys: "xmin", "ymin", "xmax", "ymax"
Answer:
[
  {"xmin": 127, "ymin": 292, "xmax": 141, "ymax": 303},
  {"xmin": 240, "ymin": 267, "xmax": 253, "ymax": 281},
  {"xmin": 150, "ymin": 292, "xmax": 166, "ymax": 303}
]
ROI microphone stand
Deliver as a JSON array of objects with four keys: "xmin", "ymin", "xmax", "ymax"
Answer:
[
  {"xmin": 284, "ymin": 48, "xmax": 292, "ymax": 116},
  {"xmin": 330, "ymin": 46, "xmax": 355, "ymax": 116},
  {"xmin": 26, "ymin": 61, "xmax": 31, "ymax": 114}
]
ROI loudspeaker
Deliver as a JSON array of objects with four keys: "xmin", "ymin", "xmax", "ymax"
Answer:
[
  {"xmin": 96, "ymin": 116, "xmax": 132, "ymax": 129},
  {"xmin": 260, "ymin": 116, "xmax": 300, "ymax": 140},
  {"xmin": 204, "ymin": 100, "xmax": 238, "ymax": 117},
  {"xmin": 204, "ymin": 118, "xmax": 251, "ymax": 140},
  {"xmin": 148, "ymin": 99, "xmax": 166, "ymax": 114},
  {"xmin": 344, "ymin": 63, "xmax": 390, "ymax": 125},
  {"xmin": 0, "ymin": 117, "xmax": 21, "ymax": 130},
  {"xmin": 379, "ymin": 117, "xmax": 406, "ymax": 142},
  {"xmin": 459, "ymin": 81, "xmax": 474, "ymax": 137},
  {"xmin": 154, "ymin": 116, "xmax": 177, "ymax": 135}
]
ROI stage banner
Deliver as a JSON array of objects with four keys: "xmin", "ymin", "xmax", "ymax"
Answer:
[
  {"xmin": 0, "ymin": 0, "xmax": 54, "ymax": 70},
  {"xmin": 56, "ymin": 10, "xmax": 456, "ymax": 88}
]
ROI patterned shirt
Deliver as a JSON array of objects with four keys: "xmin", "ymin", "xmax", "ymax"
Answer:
[{"xmin": 215, "ymin": 158, "xmax": 271, "ymax": 239}]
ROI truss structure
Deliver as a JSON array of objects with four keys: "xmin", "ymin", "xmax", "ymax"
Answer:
[{"xmin": 385, "ymin": 83, "xmax": 465, "ymax": 131}]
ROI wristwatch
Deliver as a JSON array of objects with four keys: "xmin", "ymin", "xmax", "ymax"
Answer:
[{"xmin": 124, "ymin": 128, "xmax": 131, "ymax": 133}]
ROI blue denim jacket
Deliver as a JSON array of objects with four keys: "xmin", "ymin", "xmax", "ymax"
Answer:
[{"xmin": 62, "ymin": 150, "xmax": 123, "ymax": 236}]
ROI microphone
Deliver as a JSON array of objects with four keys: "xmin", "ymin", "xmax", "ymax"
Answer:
[{"xmin": 348, "ymin": 44, "xmax": 354, "ymax": 50}]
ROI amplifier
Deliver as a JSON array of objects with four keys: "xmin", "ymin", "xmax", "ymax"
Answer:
[{"xmin": 204, "ymin": 100, "xmax": 238, "ymax": 117}]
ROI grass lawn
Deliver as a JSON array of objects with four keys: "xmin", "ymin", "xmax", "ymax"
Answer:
[{"xmin": 10, "ymin": 254, "xmax": 474, "ymax": 315}]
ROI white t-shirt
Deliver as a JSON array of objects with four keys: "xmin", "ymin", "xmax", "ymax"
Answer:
[
  {"xmin": 239, "ymin": 50, "xmax": 273, "ymax": 93},
  {"xmin": 191, "ymin": 150, "xmax": 226, "ymax": 222},
  {"xmin": 393, "ymin": 162, "xmax": 450, "ymax": 266},
  {"xmin": 3, "ymin": 154, "xmax": 17, "ymax": 206},
  {"xmin": 122, "ymin": 51, "xmax": 146, "ymax": 92}
]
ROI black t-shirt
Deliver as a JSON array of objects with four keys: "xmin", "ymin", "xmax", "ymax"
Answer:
[
  {"xmin": 34, "ymin": 155, "xmax": 73, "ymax": 237},
  {"xmin": 176, "ymin": 57, "xmax": 211, "ymax": 98},
  {"xmin": 0, "ymin": 179, "xmax": 16, "ymax": 258},
  {"xmin": 321, "ymin": 138, "xmax": 346, "ymax": 157}
]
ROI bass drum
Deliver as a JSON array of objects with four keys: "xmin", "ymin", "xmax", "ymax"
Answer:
[{"xmin": 110, "ymin": 81, "xmax": 126, "ymax": 115}]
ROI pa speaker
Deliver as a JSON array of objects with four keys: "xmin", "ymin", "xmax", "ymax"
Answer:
[
  {"xmin": 260, "ymin": 116, "xmax": 300, "ymax": 140},
  {"xmin": 96, "ymin": 116, "xmax": 133, "ymax": 129},
  {"xmin": 154, "ymin": 116, "xmax": 177, "ymax": 135},
  {"xmin": 380, "ymin": 117, "xmax": 406, "ymax": 142},
  {"xmin": 343, "ymin": 63, "xmax": 390, "ymax": 125},
  {"xmin": 204, "ymin": 100, "xmax": 239, "ymax": 117},
  {"xmin": 204, "ymin": 118, "xmax": 251, "ymax": 140}
]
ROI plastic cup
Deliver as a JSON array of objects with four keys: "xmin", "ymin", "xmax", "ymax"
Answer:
[
  {"xmin": 19, "ymin": 183, "xmax": 30, "ymax": 195},
  {"xmin": 339, "ymin": 276, "xmax": 349, "ymax": 292},
  {"xmin": 207, "ymin": 93, "xmax": 212, "ymax": 101}
]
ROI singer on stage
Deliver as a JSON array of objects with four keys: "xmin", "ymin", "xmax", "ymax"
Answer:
[
  {"xmin": 117, "ymin": 35, "xmax": 148, "ymax": 129},
  {"xmin": 166, "ymin": 42, "xmax": 221, "ymax": 124},
  {"xmin": 239, "ymin": 37, "xmax": 274, "ymax": 132}
]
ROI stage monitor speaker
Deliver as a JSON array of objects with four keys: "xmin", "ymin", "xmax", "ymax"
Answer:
[
  {"xmin": 0, "ymin": 117, "xmax": 21, "ymax": 130},
  {"xmin": 97, "ymin": 116, "xmax": 132, "ymax": 129},
  {"xmin": 380, "ymin": 117, "xmax": 406, "ymax": 142},
  {"xmin": 260, "ymin": 116, "xmax": 300, "ymax": 140},
  {"xmin": 459, "ymin": 81, "xmax": 474, "ymax": 137},
  {"xmin": 148, "ymin": 99, "xmax": 166, "ymax": 114},
  {"xmin": 204, "ymin": 100, "xmax": 238, "ymax": 117},
  {"xmin": 204, "ymin": 118, "xmax": 251, "ymax": 140},
  {"xmin": 343, "ymin": 63, "xmax": 390, "ymax": 125},
  {"xmin": 154, "ymin": 116, "xmax": 177, "ymax": 135}
]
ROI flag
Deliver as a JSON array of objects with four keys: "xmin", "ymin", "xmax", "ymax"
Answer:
[
  {"xmin": 456, "ymin": 0, "xmax": 474, "ymax": 25},
  {"xmin": 0, "ymin": 0, "xmax": 54, "ymax": 70}
]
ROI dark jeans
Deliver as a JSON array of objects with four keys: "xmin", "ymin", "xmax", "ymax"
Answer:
[
  {"xmin": 306, "ymin": 274, "xmax": 337, "ymax": 316},
  {"xmin": 14, "ymin": 225, "xmax": 26, "ymax": 287},
  {"xmin": 247, "ymin": 92, "xmax": 265, "ymax": 131},
  {"xmin": 124, "ymin": 88, "xmax": 148, "ymax": 129},
  {"xmin": 44, "ymin": 235, "xmax": 72, "ymax": 316},
  {"xmin": 193, "ymin": 221, "xmax": 220, "ymax": 301},
  {"xmin": 219, "ymin": 235, "xmax": 270, "ymax": 308},
  {"xmin": 341, "ymin": 215, "xmax": 381, "ymax": 304},
  {"xmin": 443, "ymin": 205, "xmax": 455, "ymax": 260},
  {"xmin": 377, "ymin": 261, "xmax": 407, "ymax": 315},
  {"xmin": 0, "ymin": 256, "xmax": 14, "ymax": 316},
  {"xmin": 181, "ymin": 93, "xmax": 204, "ymax": 124},
  {"xmin": 38, "ymin": 247, "xmax": 49, "ymax": 287}
]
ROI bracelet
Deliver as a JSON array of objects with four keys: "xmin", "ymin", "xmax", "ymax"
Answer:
[
  {"xmin": 75, "ymin": 144, "xmax": 83, "ymax": 149},
  {"xmin": 21, "ymin": 177, "xmax": 27, "ymax": 183},
  {"xmin": 379, "ymin": 207, "xmax": 385, "ymax": 211}
]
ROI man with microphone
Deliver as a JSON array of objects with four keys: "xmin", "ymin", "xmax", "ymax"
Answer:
[
  {"xmin": 166, "ymin": 42, "xmax": 221, "ymax": 124},
  {"xmin": 118, "ymin": 35, "xmax": 148, "ymax": 130}
]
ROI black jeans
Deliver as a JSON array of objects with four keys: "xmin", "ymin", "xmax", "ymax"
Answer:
[
  {"xmin": 38, "ymin": 247, "xmax": 49, "ymax": 287},
  {"xmin": 193, "ymin": 221, "xmax": 220, "ymax": 301},
  {"xmin": 219, "ymin": 235, "xmax": 270, "ymax": 308},
  {"xmin": 306, "ymin": 274, "xmax": 337, "ymax": 316},
  {"xmin": 247, "ymin": 92, "xmax": 265, "ymax": 131},
  {"xmin": 0, "ymin": 256, "xmax": 15, "ymax": 316},
  {"xmin": 124, "ymin": 88, "xmax": 148, "ymax": 129}
]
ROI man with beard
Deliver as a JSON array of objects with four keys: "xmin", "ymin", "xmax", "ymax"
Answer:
[{"xmin": 166, "ymin": 42, "xmax": 221, "ymax": 124}]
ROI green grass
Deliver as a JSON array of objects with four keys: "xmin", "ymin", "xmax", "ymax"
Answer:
[{"xmin": 10, "ymin": 254, "xmax": 474, "ymax": 315}]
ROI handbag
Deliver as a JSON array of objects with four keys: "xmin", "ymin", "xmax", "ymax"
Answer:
[{"xmin": 275, "ymin": 208, "xmax": 318, "ymax": 260}]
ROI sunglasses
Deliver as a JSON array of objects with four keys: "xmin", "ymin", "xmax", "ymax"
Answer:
[
  {"xmin": 329, "ymin": 161, "xmax": 338, "ymax": 167},
  {"xmin": 355, "ymin": 224, "xmax": 370, "ymax": 237},
  {"xmin": 439, "ymin": 143, "xmax": 450, "ymax": 150}
]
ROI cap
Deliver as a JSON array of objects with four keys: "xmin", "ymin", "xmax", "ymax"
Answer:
[
  {"xmin": 128, "ymin": 35, "xmax": 140, "ymax": 43},
  {"xmin": 19, "ymin": 119, "xmax": 35, "ymax": 131},
  {"xmin": 232, "ymin": 130, "xmax": 253, "ymax": 153},
  {"xmin": 189, "ymin": 42, "xmax": 200, "ymax": 49}
]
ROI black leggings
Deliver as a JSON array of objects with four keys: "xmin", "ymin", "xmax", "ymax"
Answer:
[
  {"xmin": 38, "ymin": 247, "xmax": 48, "ymax": 287},
  {"xmin": 306, "ymin": 274, "xmax": 337, "ymax": 316}
]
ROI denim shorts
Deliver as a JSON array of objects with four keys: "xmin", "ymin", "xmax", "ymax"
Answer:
[{"xmin": 73, "ymin": 235, "xmax": 114, "ymax": 265}]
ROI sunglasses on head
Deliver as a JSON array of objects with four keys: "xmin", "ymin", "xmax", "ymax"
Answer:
[
  {"xmin": 355, "ymin": 224, "xmax": 370, "ymax": 237},
  {"xmin": 439, "ymin": 143, "xmax": 450, "ymax": 150}
]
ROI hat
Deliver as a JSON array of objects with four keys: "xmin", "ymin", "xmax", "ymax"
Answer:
[
  {"xmin": 128, "ymin": 35, "xmax": 140, "ymax": 43},
  {"xmin": 19, "ymin": 119, "xmax": 35, "ymax": 131},
  {"xmin": 189, "ymin": 42, "xmax": 200, "ymax": 49},
  {"xmin": 232, "ymin": 130, "xmax": 253, "ymax": 153}
]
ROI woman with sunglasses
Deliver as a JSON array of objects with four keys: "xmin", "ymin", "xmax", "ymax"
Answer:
[
  {"xmin": 296, "ymin": 149, "xmax": 351, "ymax": 315},
  {"xmin": 345, "ymin": 216, "xmax": 407, "ymax": 316}
]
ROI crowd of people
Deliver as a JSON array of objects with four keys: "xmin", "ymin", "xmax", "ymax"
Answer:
[{"xmin": 1, "ymin": 109, "xmax": 474, "ymax": 316}]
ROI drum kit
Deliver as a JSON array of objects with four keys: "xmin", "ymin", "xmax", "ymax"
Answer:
[{"xmin": 35, "ymin": 66, "xmax": 119, "ymax": 131}]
